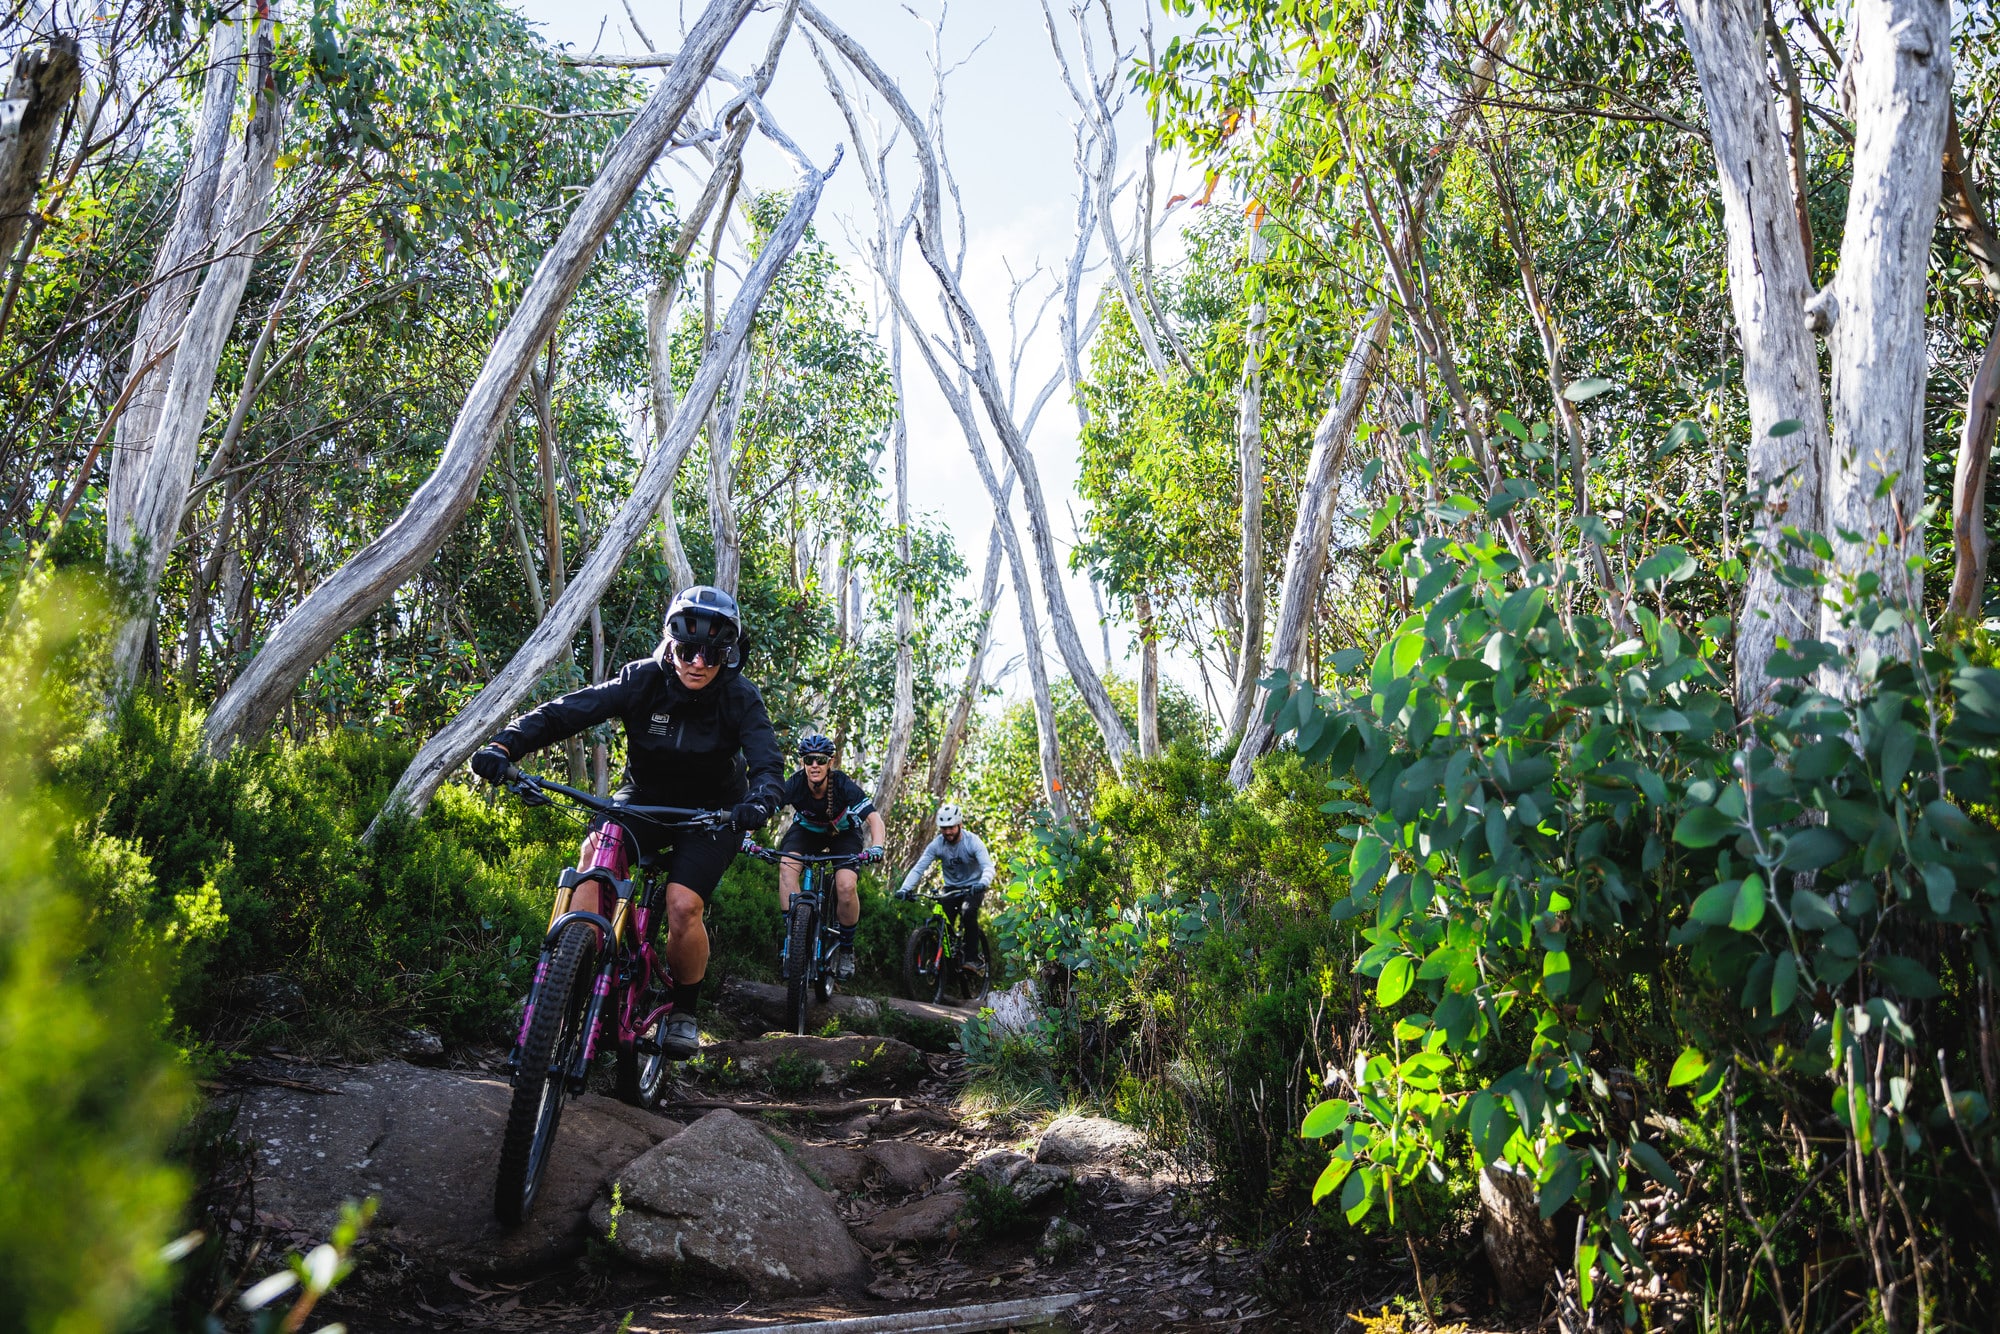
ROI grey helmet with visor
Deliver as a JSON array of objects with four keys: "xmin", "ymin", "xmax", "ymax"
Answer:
[{"xmin": 659, "ymin": 585, "xmax": 742, "ymax": 668}]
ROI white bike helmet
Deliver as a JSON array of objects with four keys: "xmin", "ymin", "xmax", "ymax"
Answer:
[{"xmin": 936, "ymin": 802, "xmax": 963, "ymax": 829}]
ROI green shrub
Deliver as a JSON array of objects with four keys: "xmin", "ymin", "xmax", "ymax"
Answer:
[
  {"xmin": 0, "ymin": 578, "xmax": 192, "ymax": 1333},
  {"xmin": 1275, "ymin": 514, "xmax": 2000, "ymax": 1325}
]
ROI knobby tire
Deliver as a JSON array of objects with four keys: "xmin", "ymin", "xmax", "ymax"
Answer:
[
  {"xmin": 956, "ymin": 922, "xmax": 991, "ymax": 1003},
  {"xmin": 785, "ymin": 900, "xmax": 817, "ymax": 1036},
  {"xmin": 904, "ymin": 919, "xmax": 946, "ymax": 1004},
  {"xmin": 494, "ymin": 919, "xmax": 596, "ymax": 1225}
]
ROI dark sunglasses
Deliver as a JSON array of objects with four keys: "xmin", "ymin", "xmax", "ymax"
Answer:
[
  {"xmin": 801, "ymin": 754, "xmax": 832, "ymax": 766},
  {"xmin": 669, "ymin": 639, "xmax": 725, "ymax": 665}
]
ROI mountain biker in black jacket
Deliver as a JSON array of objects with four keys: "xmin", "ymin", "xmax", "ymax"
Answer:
[
  {"xmin": 775, "ymin": 732, "xmax": 886, "ymax": 980},
  {"xmin": 469, "ymin": 586, "xmax": 782, "ymax": 1058}
]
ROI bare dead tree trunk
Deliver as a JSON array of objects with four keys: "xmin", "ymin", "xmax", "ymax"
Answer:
[
  {"xmin": 704, "ymin": 342, "xmax": 748, "ymax": 596},
  {"xmin": 371, "ymin": 134, "xmax": 834, "ymax": 828},
  {"xmin": 1225, "ymin": 223, "xmax": 1269, "ymax": 741},
  {"xmin": 204, "ymin": 0, "xmax": 756, "ymax": 755},
  {"xmin": 1226, "ymin": 23, "xmax": 1509, "ymax": 787},
  {"xmin": 1950, "ymin": 317, "xmax": 1999, "ymax": 620},
  {"xmin": 1815, "ymin": 0, "xmax": 1951, "ymax": 667},
  {"xmin": 807, "ymin": 2, "xmax": 1134, "ymax": 775},
  {"xmin": 108, "ymin": 11, "xmax": 282, "ymax": 692},
  {"xmin": 1136, "ymin": 588, "xmax": 1160, "ymax": 759},
  {"xmin": 1227, "ymin": 305, "xmax": 1390, "ymax": 789},
  {"xmin": 1941, "ymin": 109, "xmax": 2000, "ymax": 621},
  {"xmin": 528, "ymin": 345, "xmax": 589, "ymax": 783},
  {"xmin": 1678, "ymin": 0, "xmax": 1830, "ymax": 711},
  {"xmin": 873, "ymin": 303, "xmax": 917, "ymax": 814},
  {"xmin": 0, "ymin": 34, "xmax": 82, "ymax": 272},
  {"xmin": 645, "ymin": 285, "xmax": 699, "ymax": 592}
]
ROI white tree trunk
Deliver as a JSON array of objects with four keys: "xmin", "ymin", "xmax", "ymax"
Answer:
[
  {"xmin": 104, "ymin": 14, "xmax": 243, "ymax": 606},
  {"xmin": 203, "ymin": 0, "xmax": 756, "ymax": 754},
  {"xmin": 1677, "ymin": 0, "xmax": 1830, "ymax": 712},
  {"xmin": 646, "ymin": 285, "xmax": 698, "ymax": 592},
  {"xmin": 1225, "ymin": 223, "xmax": 1269, "ymax": 740},
  {"xmin": 807, "ymin": 1, "xmax": 1134, "ymax": 776},
  {"xmin": 1816, "ymin": 0, "xmax": 1951, "ymax": 661},
  {"xmin": 873, "ymin": 300, "xmax": 917, "ymax": 814},
  {"xmin": 704, "ymin": 342, "xmax": 749, "ymax": 596},
  {"xmin": 371, "ymin": 148, "xmax": 831, "ymax": 828},
  {"xmin": 108, "ymin": 12, "xmax": 281, "ymax": 691},
  {"xmin": 1227, "ymin": 304, "xmax": 1390, "ymax": 788},
  {"xmin": 1225, "ymin": 23, "xmax": 1508, "ymax": 785},
  {"xmin": 1136, "ymin": 588, "xmax": 1159, "ymax": 759}
]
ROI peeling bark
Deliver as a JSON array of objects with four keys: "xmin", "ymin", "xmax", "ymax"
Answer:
[
  {"xmin": 108, "ymin": 10, "xmax": 282, "ymax": 692},
  {"xmin": 0, "ymin": 34, "xmax": 83, "ymax": 271}
]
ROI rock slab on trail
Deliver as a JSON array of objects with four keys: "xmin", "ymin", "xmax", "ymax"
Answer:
[
  {"xmin": 594, "ymin": 1109, "xmax": 871, "ymax": 1293},
  {"xmin": 697, "ymin": 1033, "xmax": 926, "ymax": 1090},
  {"xmin": 1034, "ymin": 1115, "xmax": 1146, "ymax": 1167},
  {"xmin": 233, "ymin": 1060, "xmax": 680, "ymax": 1273}
]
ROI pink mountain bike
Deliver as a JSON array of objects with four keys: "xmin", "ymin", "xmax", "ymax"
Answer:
[{"xmin": 491, "ymin": 765, "xmax": 733, "ymax": 1225}]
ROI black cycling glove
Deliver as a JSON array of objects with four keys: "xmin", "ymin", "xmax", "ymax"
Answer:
[
  {"xmin": 732, "ymin": 799, "xmax": 771, "ymax": 832},
  {"xmin": 471, "ymin": 744, "xmax": 512, "ymax": 784}
]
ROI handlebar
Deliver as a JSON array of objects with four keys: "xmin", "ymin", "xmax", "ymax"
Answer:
[
  {"xmin": 739, "ymin": 840, "xmax": 879, "ymax": 868},
  {"xmin": 502, "ymin": 766, "xmax": 734, "ymax": 831}
]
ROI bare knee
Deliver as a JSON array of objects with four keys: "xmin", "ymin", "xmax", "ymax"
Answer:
[{"xmin": 666, "ymin": 886, "xmax": 706, "ymax": 935}]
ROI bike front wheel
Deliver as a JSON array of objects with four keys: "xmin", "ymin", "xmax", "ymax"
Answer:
[
  {"xmin": 903, "ymin": 920, "xmax": 946, "ymax": 1004},
  {"xmin": 784, "ymin": 902, "xmax": 817, "ymax": 1035},
  {"xmin": 495, "ymin": 919, "xmax": 596, "ymax": 1225}
]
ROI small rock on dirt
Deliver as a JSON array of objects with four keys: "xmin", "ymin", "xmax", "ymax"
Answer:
[
  {"xmin": 595, "ymin": 1110, "xmax": 870, "ymax": 1294},
  {"xmin": 1038, "ymin": 1215, "xmax": 1089, "ymax": 1261},
  {"xmin": 1034, "ymin": 1115, "xmax": 1146, "ymax": 1167},
  {"xmin": 850, "ymin": 1189, "xmax": 969, "ymax": 1250},
  {"xmin": 234, "ymin": 1060, "xmax": 678, "ymax": 1274},
  {"xmin": 968, "ymin": 1150, "xmax": 1072, "ymax": 1208},
  {"xmin": 696, "ymin": 1034, "xmax": 925, "ymax": 1090},
  {"xmin": 864, "ymin": 1140, "xmax": 961, "ymax": 1193}
]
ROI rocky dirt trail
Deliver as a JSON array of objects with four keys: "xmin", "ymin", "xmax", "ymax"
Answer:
[{"xmin": 204, "ymin": 983, "xmax": 1499, "ymax": 1333}]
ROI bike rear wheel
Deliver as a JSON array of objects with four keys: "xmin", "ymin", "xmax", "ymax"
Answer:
[
  {"xmin": 784, "ymin": 901, "xmax": 817, "ymax": 1035},
  {"xmin": 495, "ymin": 919, "xmax": 596, "ymax": 1225},
  {"xmin": 903, "ymin": 919, "xmax": 946, "ymax": 1004}
]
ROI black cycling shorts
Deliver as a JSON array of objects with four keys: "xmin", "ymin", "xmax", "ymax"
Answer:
[
  {"xmin": 593, "ymin": 813, "xmax": 738, "ymax": 901},
  {"xmin": 779, "ymin": 823, "xmax": 864, "ymax": 860}
]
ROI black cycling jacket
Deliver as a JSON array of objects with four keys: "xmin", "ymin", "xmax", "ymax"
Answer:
[{"xmin": 492, "ymin": 656, "xmax": 784, "ymax": 811}]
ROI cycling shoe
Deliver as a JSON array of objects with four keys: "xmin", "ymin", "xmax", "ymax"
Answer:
[
  {"xmin": 833, "ymin": 945, "xmax": 858, "ymax": 981},
  {"xmin": 660, "ymin": 1011, "xmax": 701, "ymax": 1060}
]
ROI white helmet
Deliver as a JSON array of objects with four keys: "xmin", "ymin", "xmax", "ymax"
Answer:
[{"xmin": 936, "ymin": 802, "xmax": 963, "ymax": 829}]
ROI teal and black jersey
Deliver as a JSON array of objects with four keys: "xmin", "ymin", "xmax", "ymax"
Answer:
[{"xmin": 780, "ymin": 768, "xmax": 874, "ymax": 834}]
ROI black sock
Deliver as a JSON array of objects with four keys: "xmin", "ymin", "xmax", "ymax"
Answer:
[
  {"xmin": 671, "ymin": 979, "xmax": 702, "ymax": 1015},
  {"xmin": 834, "ymin": 923, "xmax": 856, "ymax": 946}
]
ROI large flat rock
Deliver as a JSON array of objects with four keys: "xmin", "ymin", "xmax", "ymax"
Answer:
[
  {"xmin": 234, "ymin": 1060, "xmax": 682, "ymax": 1274},
  {"xmin": 593, "ymin": 1109, "xmax": 870, "ymax": 1294}
]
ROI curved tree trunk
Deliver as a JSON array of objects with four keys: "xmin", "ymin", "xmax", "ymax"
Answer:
[
  {"xmin": 202, "ymin": 0, "xmax": 756, "ymax": 755},
  {"xmin": 370, "ymin": 148, "xmax": 832, "ymax": 829},
  {"xmin": 806, "ymin": 1, "xmax": 1134, "ymax": 777},
  {"xmin": 108, "ymin": 10, "xmax": 282, "ymax": 693}
]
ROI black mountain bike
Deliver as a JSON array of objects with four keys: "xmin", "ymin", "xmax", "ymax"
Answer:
[
  {"xmin": 901, "ymin": 886, "xmax": 990, "ymax": 1004},
  {"xmin": 741, "ymin": 842, "xmax": 871, "ymax": 1034},
  {"xmin": 492, "ymin": 766, "xmax": 734, "ymax": 1225}
]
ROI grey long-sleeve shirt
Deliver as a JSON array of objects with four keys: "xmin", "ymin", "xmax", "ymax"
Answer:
[{"xmin": 900, "ymin": 829, "xmax": 995, "ymax": 894}]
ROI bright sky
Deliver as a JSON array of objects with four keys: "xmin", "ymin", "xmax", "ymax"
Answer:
[{"xmin": 511, "ymin": 0, "xmax": 1220, "ymax": 717}]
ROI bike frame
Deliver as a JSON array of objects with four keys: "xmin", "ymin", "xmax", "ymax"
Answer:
[
  {"xmin": 507, "ymin": 771, "xmax": 729, "ymax": 1087},
  {"xmin": 745, "ymin": 845, "xmax": 870, "ymax": 987}
]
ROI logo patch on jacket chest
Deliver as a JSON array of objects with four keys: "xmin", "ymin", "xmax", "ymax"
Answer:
[{"xmin": 648, "ymin": 711, "xmax": 673, "ymax": 736}]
